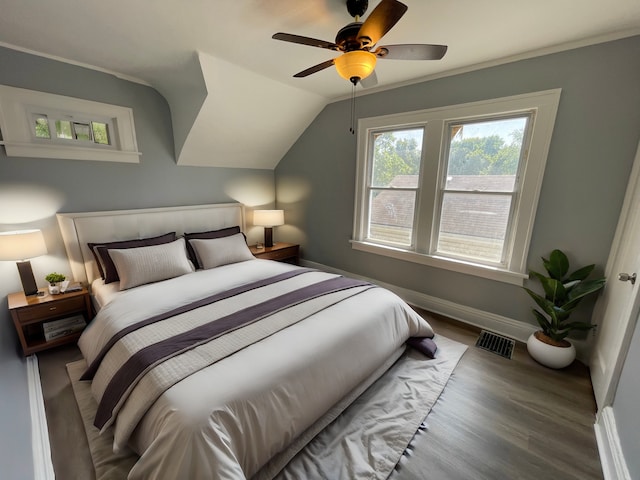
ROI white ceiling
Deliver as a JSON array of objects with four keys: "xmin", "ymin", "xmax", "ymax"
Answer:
[{"xmin": 1, "ymin": 0, "xmax": 639, "ymax": 168}]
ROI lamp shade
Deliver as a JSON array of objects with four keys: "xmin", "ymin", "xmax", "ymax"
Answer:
[
  {"xmin": 0, "ymin": 229, "xmax": 48, "ymax": 260},
  {"xmin": 334, "ymin": 51, "xmax": 377, "ymax": 82},
  {"xmin": 253, "ymin": 210, "xmax": 284, "ymax": 227}
]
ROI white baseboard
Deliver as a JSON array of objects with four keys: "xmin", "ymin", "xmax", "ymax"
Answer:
[
  {"xmin": 302, "ymin": 259, "xmax": 537, "ymax": 341},
  {"xmin": 27, "ymin": 355, "xmax": 55, "ymax": 480},
  {"xmin": 595, "ymin": 406, "xmax": 631, "ymax": 480}
]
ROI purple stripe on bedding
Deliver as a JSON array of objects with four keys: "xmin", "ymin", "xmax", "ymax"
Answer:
[
  {"xmin": 81, "ymin": 268, "xmax": 314, "ymax": 381},
  {"xmin": 94, "ymin": 275, "xmax": 371, "ymax": 429}
]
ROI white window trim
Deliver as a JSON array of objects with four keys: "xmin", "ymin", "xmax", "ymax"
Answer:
[
  {"xmin": 0, "ymin": 84, "xmax": 140, "ymax": 163},
  {"xmin": 352, "ymin": 89, "xmax": 562, "ymax": 286}
]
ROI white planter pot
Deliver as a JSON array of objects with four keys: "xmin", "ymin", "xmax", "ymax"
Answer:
[
  {"xmin": 526, "ymin": 332, "xmax": 576, "ymax": 369},
  {"xmin": 48, "ymin": 283, "xmax": 60, "ymax": 295}
]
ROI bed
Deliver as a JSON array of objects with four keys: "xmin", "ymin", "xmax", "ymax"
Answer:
[{"xmin": 57, "ymin": 203, "xmax": 434, "ymax": 480}]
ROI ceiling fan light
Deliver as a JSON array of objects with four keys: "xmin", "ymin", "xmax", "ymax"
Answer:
[{"xmin": 334, "ymin": 51, "xmax": 377, "ymax": 82}]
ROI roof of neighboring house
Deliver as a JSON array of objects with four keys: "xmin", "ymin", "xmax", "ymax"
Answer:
[{"xmin": 371, "ymin": 175, "xmax": 516, "ymax": 240}]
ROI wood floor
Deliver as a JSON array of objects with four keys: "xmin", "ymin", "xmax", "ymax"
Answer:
[
  {"xmin": 392, "ymin": 310, "xmax": 603, "ymax": 480},
  {"xmin": 38, "ymin": 309, "xmax": 603, "ymax": 480}
]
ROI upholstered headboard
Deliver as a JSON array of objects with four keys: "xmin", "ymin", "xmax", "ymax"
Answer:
[{"xmin": 57, "ymin": 203, "xmax": 245, "ymax": 284}]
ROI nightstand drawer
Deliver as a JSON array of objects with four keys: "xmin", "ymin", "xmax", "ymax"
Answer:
[
  {"xmin": 15, "ymin": 295, "xmax": 86, "ymax": 323},
  {"xmin": 250, "ymin": 243, "xmax": 300, "ymax": 264},
  {"xmin": 265, "ymin": 245, "xmax": 298, "ymax": 261}
]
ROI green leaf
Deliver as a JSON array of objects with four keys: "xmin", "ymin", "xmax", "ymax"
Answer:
[
  {"xmin": 567, "ymin": 264, "xmax": 595, "ymax": 282},
  {"xmin": 553, "ymin": 307, "xmax": 572, "ymax": 322},
  {"xmin": 569, "ymin": 277, "xmax": 606, "ymax": 297},
  {"xmin": 555, "ymin": 279, "xmax": 605, "ymax": 313},
  {"xmin": 532, "ymin": 309, "xmax": 552, "ymax": 334},
  {"xmin": 543, "ymin": 249, "xmax": 569, "ymax": 280},
  {"xmin": 530, "ymin": 271, "xmax": 556, "ymax": 301},
  {"xmin": 549, "ymin": 329, "xmax": 570, "ymax": 342},
  {"xmin": 541, "ymin": 277, "xmax": 568, "ymax": 304},
  {"xmin": 562, "ymin": 279, "xmax": 580, "ymax": 292},
  {"xmin": 524, "ymin": 288, "xmax": 557, "ymax": 318},
  {"xmin": 558, "ymin": 321, "xmax": 595, "ymax": 331}
]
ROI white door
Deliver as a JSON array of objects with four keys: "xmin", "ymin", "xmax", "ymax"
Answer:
[{"xmin": 591, "ymin": 141, "xmax": 640, "ymax": 409}]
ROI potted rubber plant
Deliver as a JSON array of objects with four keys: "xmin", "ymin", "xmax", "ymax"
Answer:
[
  {"xmin": 45, "ymin": 272, "xmax": 66, "ymax": 295},
  {"xmin": 523, "ymin": 249, "xmax": 606, "ymax": 369}
]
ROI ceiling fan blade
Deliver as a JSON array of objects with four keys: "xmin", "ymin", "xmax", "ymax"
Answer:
[
  {"xmin": 374, "ymin": 44, "xmax": 448, "ymax": 60},
  {"xmin": 359, "ymin": 70, "xmax": 378, "ymax": 88},
  {"xmin": 293, "ymin": 59, "xmax": 336, "ymax": 78},
  {"xmin": 272, "ymin": 33, "xmax": 340, "ymax": 51},
  {"xmin": 357, "ymin": 0, "xmax": 408, "ymax": 47}
]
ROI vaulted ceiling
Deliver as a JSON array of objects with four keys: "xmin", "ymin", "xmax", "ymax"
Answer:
[{"xmin": 1, "ymin": 0, "xmax": 639, "ymax": 169}]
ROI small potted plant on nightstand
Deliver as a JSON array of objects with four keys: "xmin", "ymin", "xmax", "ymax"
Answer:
[
  {"xmin": 45, "ymin": 272, "xmax": 66, "ymax": 295},
  {"xmin": 523, "ymin": 249, "xmax": 606, "ymax": 369}
]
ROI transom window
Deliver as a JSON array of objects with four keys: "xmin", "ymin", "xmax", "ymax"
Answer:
[
  {"xmin": 0, "ymin": 84, "xmax": 140, "ymax": 163},
  {"xmin": 352, "ymin": 90, "xmax": 561, "ymax": 285},
  {"xmin": 31, "ymin": 111, "xmax": 113, "ymax": 147}
]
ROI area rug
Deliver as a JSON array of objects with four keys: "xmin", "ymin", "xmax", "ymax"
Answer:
[{"xmin": 67, "ymin": 334, "xmax": 467, "ymax": 480}]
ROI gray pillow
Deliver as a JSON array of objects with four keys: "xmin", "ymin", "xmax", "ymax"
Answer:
[
  {"xmin": 109, "ymin": 238, "xmax": 194, "ymax": 290},
  {"xmin": 184, "ymin": 226, "xmax": 243, "ymax": 269},
  {"xmin": 407, "ymin": 337, "xmax": 438, "ymax": 358},
  {"xmin": 189, "ymin": 233, "xmax": 255, "ymax": 269},
  {"xmin": 89, "ymin": 232, "xmax": 177, "ymax": 283}
]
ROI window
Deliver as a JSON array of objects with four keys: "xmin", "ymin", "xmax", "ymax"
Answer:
[
  {"xmin": 0, "ymin": 85, "xmax": 140, "ymax": 163},
  {"xmin": 436, "ymin": 115, "xmax": 530, "ymax": 265},
  {"xmin": 368, "ymin": 127, "xmax": 423, "ymax": 247},
  {"xmin": 352, "ymin": 90, "xmax": 561, "ymax": 285},
  {"xmin": 30, "ymin": 111, "xmax": 114, "ymax": 147}
]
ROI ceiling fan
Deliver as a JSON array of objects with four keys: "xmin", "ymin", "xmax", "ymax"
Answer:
[{"xmin": 272, "ymin": 0, "xmax": 447, "ymax": 87}]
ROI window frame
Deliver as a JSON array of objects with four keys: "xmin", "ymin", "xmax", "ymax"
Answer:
[
  {"xmin": 352, "ymin": 89, "xmax": 562, "ymax": 286},
  {"xmin": 431, "ymin": 112, "xmax": 534, "ymax": 267},
  {"xmin": 0, "ymin": 84, "xmax": 140, "ymax": 163},
  {"xmin": 364, "ymin": 125, "xmax": 426, "ymax": 249}
]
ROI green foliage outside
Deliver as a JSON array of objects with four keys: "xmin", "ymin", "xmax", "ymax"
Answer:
[
  {"xmin": 34, "ymin": 117, "xmax": 51, "ymax": 138},
  {"xmin": 33, "ymin": 117, "xmax": 110, "ymax": 145},
  {"xmin": 448, "ymin": 130, "xmax": 523, "ymax": 176},
  {"xmin": 92, "ymin": 122, "xmax": 110, "ymax": 145},
  {"xmin": 55, "ymin": 120, "xmax": 73, "ymax": 139},
  {"xmin": 371, "ymin": 129, "xmax": 524, "ymax": 186},
  {"xmin": 372, "ymin": 131, "xmax": 421, "ymax": 186}
]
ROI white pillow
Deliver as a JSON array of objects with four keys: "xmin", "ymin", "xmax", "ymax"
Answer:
[
  {"xmin": 189, "ymin": 233, "xmax": 254, "ymax": 269},
  {"xmin": 109, "ymin": 238, "xmax": 194, "ymax": 290}
]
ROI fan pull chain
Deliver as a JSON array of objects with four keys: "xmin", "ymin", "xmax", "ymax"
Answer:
[{"xmin": 349, "ymin": 81, "xmax": 357, "ymax": 134}]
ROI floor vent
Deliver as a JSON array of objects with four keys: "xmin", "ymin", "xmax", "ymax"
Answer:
[{"xmin": 475, "ymin": 330, "xmax": 515, "ymax": 359}]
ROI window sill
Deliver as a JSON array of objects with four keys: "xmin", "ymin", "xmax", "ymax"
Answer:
[
  {"xmin": 0, "ymin": 141, "xmax": 141, "ymax": 163},
  {"xmin": 350, "ymin": 240, "xmax": 527, "ymax": 286}
]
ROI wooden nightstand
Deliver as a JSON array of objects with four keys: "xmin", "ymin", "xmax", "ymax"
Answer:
[
  {"xmin": 8, "ymin": 287, "xmax": 92, "ymax": 356},
  {"xmin": 250, "ymin": 242, "xmax": 300, "ymax": 264}
]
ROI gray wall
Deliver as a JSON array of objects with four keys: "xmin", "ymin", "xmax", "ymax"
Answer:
[
  {"xmin": 0, "ymin": 46, "xmax": 274, "ymax": 479},
  {"xmin": 275, "ymin": 35, "xmax": 640, "ymax": 327},
  {"xmin": 613, "ymin": 314, "xmax": 640, "ymax": 478}
]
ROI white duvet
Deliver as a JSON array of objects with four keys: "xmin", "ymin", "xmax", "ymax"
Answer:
[{"xmin": 78, "ymin": 260, "xmax": 434, "ymax": 480}]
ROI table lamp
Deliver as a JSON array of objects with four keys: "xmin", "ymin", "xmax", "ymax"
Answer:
[
  {"xmin": 253, "ymin": 210, "xmax": 284, "ymax": 248},
  {"xmin": 0, "ymin": 229, "xmax": 48, "ymax": 296}
]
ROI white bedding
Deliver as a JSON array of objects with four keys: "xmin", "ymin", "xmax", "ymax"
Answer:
[
  {"xmin": 91, "ymin": 278, "xmax": 121, "ymax": 311},
  {"xmin": 79, "ymin": 259, "xmax": 434, "ymax": 480}
]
